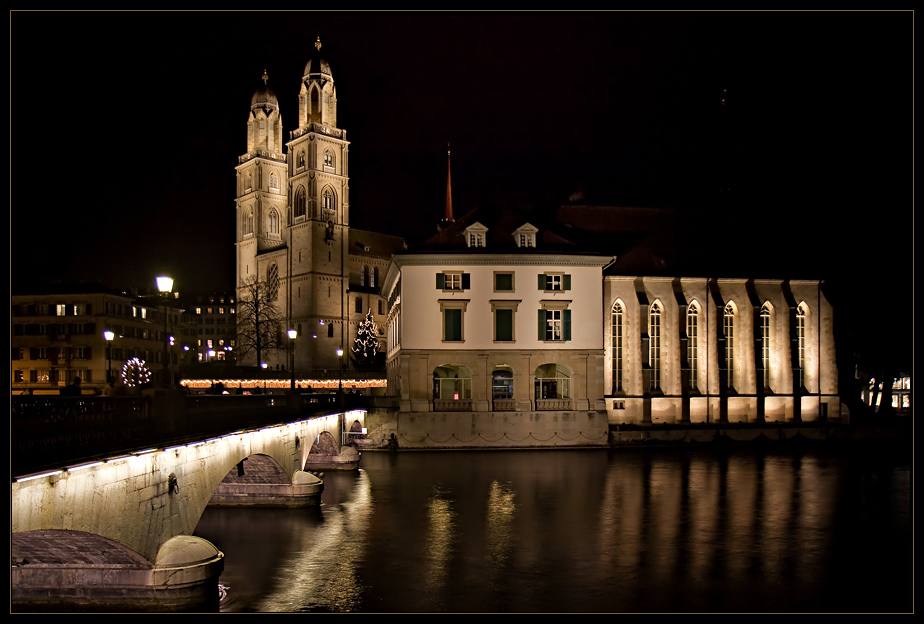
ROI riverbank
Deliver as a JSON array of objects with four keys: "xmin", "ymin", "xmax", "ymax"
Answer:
[{"xmin": 606, "ymin": 420, "xmax": 911, "ymax": 447}]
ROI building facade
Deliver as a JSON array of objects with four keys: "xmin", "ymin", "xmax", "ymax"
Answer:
[
  {"xmin": 382, "ymin": 204, "xmax": 840, "ymax": 446},
  {"xmin": 11, "ymin": 289, "xmax": 185, "ymax": 393},
  {"xmin": 234, "ymin": 41, "xmax": 402, "ymax": 377}
]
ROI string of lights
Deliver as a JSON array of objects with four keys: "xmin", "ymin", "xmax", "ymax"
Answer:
[{"xmin": 180, "ymin": 378, "xmax": 386, "ymax": 390}]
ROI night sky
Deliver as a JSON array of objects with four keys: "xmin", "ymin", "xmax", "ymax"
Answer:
[{"xmin": 11, "ymin": 11, "xmax": 912, "ymax": 360}]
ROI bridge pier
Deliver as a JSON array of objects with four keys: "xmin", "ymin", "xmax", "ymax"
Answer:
[
  {"xmin": 12, "ymin": 532, "xmax": 224, "ymax": 612},
  {"xmin": 209, "ymin": 454, "xmax": 323, "ymax": 507}
]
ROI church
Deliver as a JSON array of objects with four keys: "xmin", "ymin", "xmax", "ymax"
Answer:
[
  {"xmin": 235, "ymin": 39, "xmax": 402, "ymax": 377},
  {"xmin": 235, "ymin": 43, "xmax": 839, "ymax": 444}
]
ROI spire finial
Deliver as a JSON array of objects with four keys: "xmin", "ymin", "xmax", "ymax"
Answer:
[
  {"xmin": 444, "ymin": 143, "xmax": 454, "ymax": 224},
  {"xmin": 315, "ymin": 37, "xmax": 322, "ymax": 51},
  {"xmin": 262, "ymin": 69, "xmax": 269, "ymax": 86}
]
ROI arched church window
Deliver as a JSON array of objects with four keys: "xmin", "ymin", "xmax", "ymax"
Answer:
[
  {"xmin": 724, "ymin": 302, "xmax": 736, "ymax": 389},
  {"xmin": 649, "ymin": 302, "xmax": 662, "ymax": 391},
  {"xmin": 361, "ymin": 266, "xmax": 368, "ymax": 287},
  {"xmin": 324, "ymin": 149, "xmax": 334, "ymax": 169},
  {"xmin": 311, "ymin": 86, "xmax": 320, "ymax": 118},
  {"xmin": 269, "ymin": 172, "xmax": 279, "ymax": 190},
  {"xmin": 761, "ymin": 302, "xmax": 772, "ymax": 390},
  {"xmin": 687, "ymin": 302, "xmax": 699, "ymax": 391},
  {"xmin": 797, "ymin": 303, "xmax": 808, "ymax": 389},
  {"xmin": 295, "ymin": 187, "xmax": 307, "ymax": 219},
  {"xmin": 372, "ymin": 267, "xmax": 379, "ymax": 289},
  {"xmin": 268, "ymin": 208, "xmax": 279, "ymax": 235},
  {"xmin": 297, "ymin": 150, "xmax": 305, "ymax": 169},
  {"xmin": 267, "ymin": 264, "xmax": 279, "ymax": 302},
  {"xmin": 611, "ymin": 300, "xmax": 624, "ymax": 393},
  {"xmin": 243, "ymin": 206, "xmax": 254, "ymax": 236},
  {"xmin": 322, "ymin": 187, "xmax": 336, "ymax": 221}
]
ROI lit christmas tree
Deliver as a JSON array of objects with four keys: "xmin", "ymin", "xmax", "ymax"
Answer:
[{"xmin": 352, "ymin": 310, "xmax": 381, "ymax": 370}]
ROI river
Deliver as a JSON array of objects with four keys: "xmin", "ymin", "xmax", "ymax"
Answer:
[{"xmin": 193, "ymin": 444, "xmax": 912, "ymax": 613}]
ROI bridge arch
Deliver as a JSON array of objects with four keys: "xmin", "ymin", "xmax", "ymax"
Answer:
[{"xmin": 12, "ymin": 412, "xmax": 352, "ymax": 562}]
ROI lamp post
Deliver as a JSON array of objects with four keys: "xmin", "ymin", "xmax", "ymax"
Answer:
[
  {"xmin": 156, "ymin": 275, "xmax": 174, "ymax": 389},
  {"xmin": 261, "ymin": 361, "xmax": 268, "ymax": 393},
  {"xmin": 288, "ymin": 329, "xmax": 297, "ymax": 390},
  {"xmin": 103, "ymin": 330, "xmax": 114, "ymax": 384},
  {"xmin": 337, "ymin": 347, "xmax": 344, "ymax": 393}
]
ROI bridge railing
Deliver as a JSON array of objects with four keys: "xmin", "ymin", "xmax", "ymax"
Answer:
[{"xmin": 11, "ymin": 392, "xmax": 357, "ymax": 478}]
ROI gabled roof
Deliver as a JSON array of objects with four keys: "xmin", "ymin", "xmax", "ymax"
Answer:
[
  {"xmin": 350, "ymin": 228, "xmax": 407, "ymax": 259},
  {"xmin": 407, "ymin": 203, "xmax": 634, "ymax": 257}
]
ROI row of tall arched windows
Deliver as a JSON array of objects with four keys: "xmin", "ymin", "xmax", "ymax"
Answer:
[
  {"xmin": 610, "ymin": 299, "xmax": 810, "ymax": 395},
  {"xmin": 292, "ymin": 185, "xmax": 338, "ymax": 221},
  {"xmin": 360, "ymin": 265, "xmax": 379, "ymax": 288},
  {"xmin": 294, "ymin": 148, "xmax": 335, "ymax": 171},
  {"xmin": 242, "ymin": 206, "xmax": 280, "ymax": 237},
  {"xmin": 242, "ymin": 170, "xmax": 280, "ymax": 193}
]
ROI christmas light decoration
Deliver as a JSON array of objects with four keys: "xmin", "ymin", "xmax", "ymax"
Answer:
[{"xmin": 121, "ymin": 358, "xmax": 151, "ymax": 388}]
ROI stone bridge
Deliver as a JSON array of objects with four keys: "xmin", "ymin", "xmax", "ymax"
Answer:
[{"xmin": 11, "ymin": 399, "xmax": 368, "ymax": 611}]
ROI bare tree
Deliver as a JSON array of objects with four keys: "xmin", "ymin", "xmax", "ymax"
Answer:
[{"xmin": 235, "ymin": 275, "xmax": 283, "ymax": 366}]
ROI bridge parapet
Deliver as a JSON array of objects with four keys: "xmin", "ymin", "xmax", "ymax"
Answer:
[{"xmin": 12, "ymin": 392, "xmax": 361, "ymax": 477}]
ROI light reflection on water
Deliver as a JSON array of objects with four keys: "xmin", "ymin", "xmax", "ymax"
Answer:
[{"xmin": 194, "ymin": 446, "xmax": 912, "ymax": 613}]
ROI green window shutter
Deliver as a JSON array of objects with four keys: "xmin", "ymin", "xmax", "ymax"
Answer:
[
  {"xmin": 496, "ymin": 309, "xmax": 513, "ymax": 341},
  {"xmin": 495, "ymin": 273, "xmax": 513, "ymax": 291},
  {"xmin": 563, "ymin": 274, "xmax": 571, "ymax": 290},
  {"xmin": 538, "ymin": 274, "xmax": 547, "ymax": 290},
  {"xmin": 445, "ymin": 309, "xmax": 462, "ymax": 341},
  {"xmin": 436, "ymin": 273, "xmax": 445, "ymax": 289},
  {"xmin": 564, "ymin": 309, "xmax": 572, "ymax": 341},
  {"xmin": 538, "ymin": 309, "xmax": 546, "ymax": 340},
  {"xmin": 462, "ymin": 273, "xmax": 471, "ymax": 289}
]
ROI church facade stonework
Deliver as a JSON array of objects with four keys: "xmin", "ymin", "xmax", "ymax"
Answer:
[{"xmin": 235, "ymin": 43, "xmax": 400, "ymax": 375}]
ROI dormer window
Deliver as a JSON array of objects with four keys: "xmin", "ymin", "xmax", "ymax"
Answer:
[
  {"xmin": 464, "ymin": 222, "xmax": 488, "ymax": 248},
  {"xmin": 513, "ymin": 223, "xmax": 539, "ymax": 248}
]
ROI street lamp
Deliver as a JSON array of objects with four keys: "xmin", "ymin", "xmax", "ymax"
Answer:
[
  {"xmin": 156, "ymin": 275, "xmax": 174, "ymax": 389},
  {"xmin": 103, "ymin": 330, "xmax": 114, "ymax": 384},
  {"xmin": 288, "ymin": 328, "xmax": 297, "ymax": 390},
  {"xmin": 337, "ymin": 347, "xmax": 344, "ymax": 393}
]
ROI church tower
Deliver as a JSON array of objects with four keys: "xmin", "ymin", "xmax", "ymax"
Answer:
[
  {"xmin": 286, "ymin": 37, "xmax": 351, "ymax": 374},
  {"xmin": 236, "ymin": 39, "xmax": 351, "ymax": 374},
  {"xmin": 235, "ymin": 70, "xmax": 290, "ymax": 368}
]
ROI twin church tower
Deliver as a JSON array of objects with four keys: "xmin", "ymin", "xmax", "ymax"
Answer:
[{"xmin": 235, "ymin": 39, "xmax": 389, "ymax": 375}]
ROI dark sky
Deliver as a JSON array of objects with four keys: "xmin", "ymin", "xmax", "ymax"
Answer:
[{"xmin": 11, "ymin": 11, "xmax": 912, "ymax": 358}]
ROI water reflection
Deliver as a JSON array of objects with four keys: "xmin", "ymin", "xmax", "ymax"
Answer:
[
  {"xmin": 196, "ymin": 446, "xmax": 912, "ymax": 613},
  {"xmin": 196, "ymin": 469, "xmax": 373, "ymax": 612},
  {"xmin": 423, "ymin": 486, "xmax": 455, "ymax": 610}
]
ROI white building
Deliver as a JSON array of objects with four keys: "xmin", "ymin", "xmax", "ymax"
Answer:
[{"xmin": 382, "ymin": 201, "xmax": 839, "ymax": 447}]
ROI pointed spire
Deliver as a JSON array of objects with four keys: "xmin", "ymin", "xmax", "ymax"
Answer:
[
  {"xmin": 444, "ymin": 143, "xmax": 454, "ymax": 224},
  {"xmin": 262, "ymin": 69, "xmax": 269, "ymax": 85}
]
